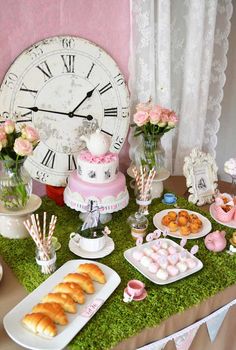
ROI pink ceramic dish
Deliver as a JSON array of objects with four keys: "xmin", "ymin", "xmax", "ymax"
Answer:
[{"xmin": 214, "ymin": 204, "xmax": 235, "ymax": 222}]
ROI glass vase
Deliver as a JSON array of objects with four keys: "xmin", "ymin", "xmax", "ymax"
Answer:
[
  {"xmin": 0, "ymin": 159, "xmax": 32, "ymax": 210},
  {"xmin": 136, "ymin": 135, "xmax": 165, "ymax": 171}
]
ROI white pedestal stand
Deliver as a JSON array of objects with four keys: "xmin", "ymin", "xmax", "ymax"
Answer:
[
  {"xmin": 127, "ymin": 167, "xmax": 170, "ymax": 199},
  {"xmin": 0, "ymin": 194, "xmax": 42, "ymax": 239}
]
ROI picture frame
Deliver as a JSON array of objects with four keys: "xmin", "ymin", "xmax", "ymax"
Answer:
[{"xmin": 183, "ymin": 148, "xmax": 218, "ymax": 206}]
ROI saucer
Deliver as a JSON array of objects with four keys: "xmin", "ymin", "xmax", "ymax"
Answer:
[
  {"xmin": 162, "ymin": 199, "xmax": 177, "ymax": 205},
  {"xmin": 124, "ymin": 288, "xmax": 147, "ymax": 301},
  {"xmin": 69, "ymin": 236, "xmax": 115, "ymax": 259}
]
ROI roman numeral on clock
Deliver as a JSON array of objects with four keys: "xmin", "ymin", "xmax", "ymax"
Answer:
[
  {"xmin": 86, "ymin": 63, "xmax": 95, "ymax": 79},
  {"xmin": 20, "ymin": 83, "xmax": 38, "ymax": 97},
  {"xmin": 101, "ymin": 129, "xmax": 113, "ymax": 137},
  {"xmin": 99, "ymin": 82, "xmax": 112, "ymax": 95},
  {"xmin": 41, "ymin": 149, "xmax": 56, "ymax": 168},
  {"xmin": 104, "ymin": 107, "xmax": 117, "ymax": 117},
  {"xmin": 36, "ymin": 61, "xmax": 53, "ymax": 82},
  {"xmin": 61, "ymin": 55, "xmax": 75, "ymax": 73},
  {"xmin": 17, "ymin": 111, "xmax": 32, "ymax": 123},
  {"xmin": 68, "ymin": 154, "xmax": 77, "ymax": 170}
]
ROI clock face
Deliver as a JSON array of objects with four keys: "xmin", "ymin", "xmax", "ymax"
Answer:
[{"xmin": 0, "ymin": 36, "xmax": 130, "ymax": 186}]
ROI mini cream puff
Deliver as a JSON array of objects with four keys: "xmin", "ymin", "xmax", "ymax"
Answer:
[
  {"xmin": 161, "ymin": 215, "xmax": 172, "ymax": 226},
  {"xmin": 168, "ymin": 221, "xmax": 178, "ymax": 232},
  {"xmin": 167, "ymin": 211, "xmax": 177, "ymax": 221},
  {"xmin": 189, "ymin": 222, "xmax": 201, "ymax": 233},
  {"xmin": 177, "ymin": 216, "xmax": 188, "ymax": 227},
  {"xmin": 178, "ymin": 210, "xmax": 189, "ymax": 219},
  {"xmin": 180, "ymin": 225, "xmax": 191, "ymax": 236}
]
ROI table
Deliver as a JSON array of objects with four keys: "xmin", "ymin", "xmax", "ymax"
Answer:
[{"xmin": 0, "ymin": 176, "xmax": 236, "ymax": 350}]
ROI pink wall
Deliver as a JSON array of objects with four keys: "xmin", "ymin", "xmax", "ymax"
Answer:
[{"xmin": 0, "ymin": 0, "xmax": 130, "ymax": 195}]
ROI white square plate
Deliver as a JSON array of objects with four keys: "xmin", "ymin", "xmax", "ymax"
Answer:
[
  {"xmin": 3, "ymin": 259, "xmax": 120, "ymax": 350},
  {"xmin": 124, "ymin": 239, "xmax": 203, "ymax": 285}
]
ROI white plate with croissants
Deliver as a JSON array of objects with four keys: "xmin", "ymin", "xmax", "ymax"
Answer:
[
  {"xmin": 153, "ymin": 209, "xmax": 212, "ymax": 239},
  {"xmin": 3, "ymin": 260, "xmax": 120, "ymax": 350}
]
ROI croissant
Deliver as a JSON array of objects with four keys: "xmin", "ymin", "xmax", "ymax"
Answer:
[
  {"xmin": 53, "ymin": 282, "xmax": 85, "ymax": 304},
  {"xmin": 42, "ymin": 293, "xmax": 77, "ymax": 314},
  {"xmin": 63, "ymin": 273, "xmax": 95, "ymax": 294},
  {"xmin": 22, "ymin": 312, "xmax": 57, "ymax": 337},
  {"xmin": 32, "ymin": 302, "xmax": 68, "ymax": 325},
  {"xmin": 77, "ymin": 263, "xmax": 106, "ymax": 284}
]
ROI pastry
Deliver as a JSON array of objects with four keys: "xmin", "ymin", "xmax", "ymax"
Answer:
[
  {"xmin": 176, "ymin": 262, "xmax": 188, "ymax": 273},
  {"xmin": 168, "ymin": 221, "xmax": 178, "ymax": 232},
  {"xmin": 177, "ymin": 216, "xmax": 188, "ymax": 227},
  {"xmin": 156, "ymin": 269, "xmax": 168, "ymax": 281},
  {"xmin": 178, "ymin": 210, "xmax": 189, "ymax": 219},
  {"xmin": 161, "ymin": 215, "xmax": 172, "ymax": 226},
  {"xmin": 143, "ymin": 247, "xmax": 154, "ymax": 256},
  {"xmin": 167, "ymin": 265, "xmax": 179, "ymax": 277},
  {"xmin": 32, "ymin": 302, "xmax": 68, "ymax": 325},
  {"xmin": 63, "ymin": 273, "xmax": 95, "ymax": 294},
  {"xmin": 150, "ymin": 252, "xmax": 159, "ymax": 262},
  {"xmin": 77, "ymin": 263, "xmax": 106, "ymax": 284},
  {"xmin": 168, "ymin": 246, "xmax": 177, "ymax": 255},
  {"xmin": 180, "ymin": 225, "xmax": 191, "ymax": 236},
  {"xmin": 53, "ymin": 282, "xmax": 85, "ymax": 304},
  {"xmin": 189, "ymin": 214, "xmax": 199, "ymax": 222},
  {"xmin": 167, "ymin": 211, "xmax": 177, "ymax": 221},
  {"xmin": 158, "ymin": 248, "xmax": 168, "ymax": 256},
  {"xmin": 42, "ymin": 293, "xmax": 77, "ymax": 313},
  {"xmin": 189, "ymin": 222, "xmax": 201, "ymax": 233},
  {"xmin": 140, "ymin": 256, "xmax": 152, "ymax": 267},
  {"xmin": 186, "ymin": 258, "xmax": 197, "ymax": 269},
  {"xmin": 22, "ymin": 312, "xmax": 57, "ymax": 337},
  {"xmin": 161, "ymin": 241, "xmax": 169, "ymax": 249},
  {"xmin": 132, "ymin": 250, "xmax": 144, "ymax": 261},
  {"xmin": 148, "ymin": 262, "xmax": 159, "ymax": 274}
]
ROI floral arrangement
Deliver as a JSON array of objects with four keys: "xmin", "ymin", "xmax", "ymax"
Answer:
[
  {"xmin": 132, "ymin": 101, "xmax": 178, "ymax": 170},
  {"xmin": 0, "ymin": 119, "xmax": 39, "ymax": 209},
  {"xmin": 133, "ymin": 101, "xmax": 178, "ymax": 138}
]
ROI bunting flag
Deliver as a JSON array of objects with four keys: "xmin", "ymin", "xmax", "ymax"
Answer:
[
  {"xmin": 174, "ymin": 327, "xmax": 198, "ymax": 350},
  {"xmin": 137, "ymin": 300, "xmax": 236, "ymax": 350},
  {"xmin": 206, "ymin": 307, "xmax": 229, "ymax": 343}
]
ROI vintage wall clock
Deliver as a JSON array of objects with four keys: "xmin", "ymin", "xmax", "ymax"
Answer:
[{"xmin": 0, "ymin": 36, "xmax": 130, "ymax": 186}]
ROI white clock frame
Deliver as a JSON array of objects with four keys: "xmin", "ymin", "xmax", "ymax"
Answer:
[{"xmin": 0, "ymin": 36, "xmax": 130, "ymax": 186}]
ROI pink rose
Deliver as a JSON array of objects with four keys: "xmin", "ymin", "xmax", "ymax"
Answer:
[
  {"xmin": 21, "ymin": 126, "xmax": 39, "ymax": 143},
  {"xmin": 150, "ymin": 106, "xmax": 162, "ymax": 124},
  {"xmin": 133, "ymin": 111, "xmax": 149, "ymax": 126},
  {"xmin": 168, "ymin": 112, "xmax": 178, "ymax": 127},
  {"xmin": 136, "ymin": 102, "xmax": 152, "ymax": 113},
  {"xmin": 4, "ymin": 120, "xmax": 15, "ymax": 134},
  {"xmin": 14, "ymin": 137, "xmax": 33, "ymax": 156}
]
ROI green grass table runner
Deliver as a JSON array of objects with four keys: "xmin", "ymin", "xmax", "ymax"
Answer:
[{"xmin": 1, "ymin": 190, "xmax": 236, "ymax": 350}]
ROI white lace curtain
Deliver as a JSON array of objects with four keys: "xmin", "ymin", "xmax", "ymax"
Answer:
[{"xmin": 128, "ymin": 0, "xmax": 233, "ymax": 174}]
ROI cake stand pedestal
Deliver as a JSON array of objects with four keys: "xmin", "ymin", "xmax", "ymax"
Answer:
[
  {"xmin": 0, "ymin": 194, "xmax": 42, "ymax": 239},
  {"xmin": 127, "ymin": 166, "xmax": 170, "ymax": 199},
  {"xmin": 64, "ymin": 186, "xmax": 129, "ymax": 224}
]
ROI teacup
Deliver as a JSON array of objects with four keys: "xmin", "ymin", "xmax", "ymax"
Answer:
[
  {"xmin": 127, "ymin": 280, "xmax": 145, "ymax": 297},
  {"xmin": 70, "ymin": 232, "xmax": 106, "ymax": 252},
  {"xmin": 163, "ymin": 193, "xmax": 177, "ymax": 204}
]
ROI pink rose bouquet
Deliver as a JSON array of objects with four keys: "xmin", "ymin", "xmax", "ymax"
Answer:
[
  {"xmin": 132, "ymin": 101, "xmax": 178, "ymax": 170},
  {"xmin": 0, "ymin": 118, "xmax": 39, "ymax": 209}
]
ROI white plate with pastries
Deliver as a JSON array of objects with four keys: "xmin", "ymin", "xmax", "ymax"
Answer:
[
  {"xmin": 153, "ymin": 209, "xmax": 212, "ymax": 239},
  {"xmin": 3, "ymin": 260, "xmax": 120, "ymax": 350},
  {"xmin": 124, "ymin": 239, "xmax": 203, "ymax": 285}
]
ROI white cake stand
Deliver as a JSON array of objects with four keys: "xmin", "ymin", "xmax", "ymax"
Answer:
[
  {"xmin": 0, "ymin": 194, "xmax": 42, "ymax": 239},
  {"xmin": 127, "ymin": 166, "xmax": 170, "ymax": 199}
]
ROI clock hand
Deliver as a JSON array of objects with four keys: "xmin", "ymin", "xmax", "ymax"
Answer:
[
  {"xmin": 18, "ymin": 106, "xmax": 93, "ymax": 121},
  {"xmin": 71, "ymin": 84, "xmax": 99, "ymax": 114}
]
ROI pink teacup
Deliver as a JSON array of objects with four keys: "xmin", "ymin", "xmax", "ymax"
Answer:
[{"xmin": 127, "ymin": 280, "xmax": 145, "ymax": 297}]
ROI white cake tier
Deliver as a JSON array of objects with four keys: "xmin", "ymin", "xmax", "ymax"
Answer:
[
  {"xmin": 77, "ymin": 150, "xmax": 119, "ymax": 184},
  {"xmin": 64, "ymin": 171, "xmax": 129, "ymax": 213}
]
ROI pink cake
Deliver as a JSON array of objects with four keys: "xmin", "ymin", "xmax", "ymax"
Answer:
[{"xmin": 64, "ymin": 171, "xmax": 129, "ymax": 213}]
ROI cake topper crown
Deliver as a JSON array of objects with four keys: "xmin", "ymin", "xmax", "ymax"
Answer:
[{"xmin": 80, "ymin": 129, "xmax": 111, "ymax": 156}]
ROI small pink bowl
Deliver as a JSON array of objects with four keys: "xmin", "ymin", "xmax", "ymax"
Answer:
[{"xmin": 214, "ymin": 204, "xmax": 235, "ymax": 222}]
